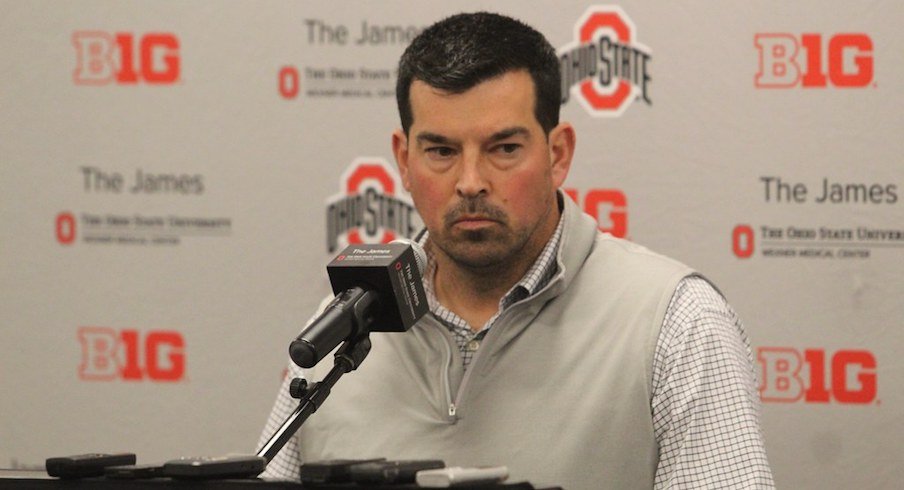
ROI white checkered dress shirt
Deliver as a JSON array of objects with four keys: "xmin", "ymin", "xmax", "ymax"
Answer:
[{"xmin": 259, "ymin": 213, "xmax": 774, "ymax": 488}]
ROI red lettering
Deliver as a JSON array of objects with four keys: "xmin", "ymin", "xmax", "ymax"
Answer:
[
  {"xmin": 77, "ymin": 327, "xmax": 186, "ymax": 382},
  {"xmin": 832, "ymin": 350, "xmax": 877, "ymax": 403},
  {"xmin": 829, "ymin": 34, "xmax": 873, "ymax": 87},
  {"xmin": 72, "ymin": 32, "xmax": 117, "ymax": 84},
  {"xmin": 140, "ymin": 34, "xmax": 180, "ymax": 83},
  {"xmin": 563, "ymin": 188, "xmax": 579, "ymax": 203},
  {"xmin": 279, "ymin": 66, "xmax": 300, "ymax": 99},
  {"xmin": 345, "ymin": 163, "xmax": 396, "ymax": 245},
  {"xmin": 585, "ymin": 190, "xmax": 627, "ymax": 238},
  {"xmin": 56, "ymin": 212, "xmax": 77, "ymax": 245},
  {"xmin": 758, "ymin": 348, "xmax": 804, "ymax": 402},
  {"xmin": 563, "ymin": 188, "xmax": 628, "ymax": 238},
  {"xmin": 78, "ymin": 327, "xmax": 120, "ymax": 380},
  {"xmin": 120, "ymin": 330, "xmax": 143, "ymax": 380},
  {"xmin": 803, "ymin": 349, "xmax": 830, "ymax": 402},
  {"xmin": 73, "ymin": 31, "xmax": 180, "ymax": 85},
  {"xmin": 115, "ymin": 34, "xmax": 139, "ymax": 83},
  {"xmin": 755, "ymin": 33, "xmax": 873, "ymax": 88},
  {"xmin": 578, "ymin": 11, "xmax": 632, "ymax": 111},
  {"xmin": 145, "ymin": 332, "xmax": 185, "ymax": 381},
  {"xmin": 800, "ymin": 34, "xmax": 827, "ymax": 87},
  {"xmin": 732, "ymin": 224, "xmax": 754, "ymax": 258},
  {"xmin": 755, "ymin": 34, "xmax": 800, "ymax": 87},
  {"xmin": 758, "ymin": 347, "xmax": 877, "ymax": 404}
]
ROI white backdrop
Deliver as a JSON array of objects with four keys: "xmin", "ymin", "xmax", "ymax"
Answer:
[{"xmin": 2, "ymin": 1, "xmax": 902, "ymax": 488}]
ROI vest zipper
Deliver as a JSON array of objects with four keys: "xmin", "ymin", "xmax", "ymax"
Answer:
[
  {"xmin": 451, "ymin": 305, "xmax": 529, "ymax": 414},
  {"xmin": 437, "ymin": 304, "xmax": 531, "ymax": 422},
  {"xmin": 439, "ymin": 328, "xmax": 457, "ymax": 421}
]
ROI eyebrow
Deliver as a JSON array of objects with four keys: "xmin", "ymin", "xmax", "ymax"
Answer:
[
  {"xmin": 488, "ymin": 127, "xmax": 530, "ymax": 142},
  {"xmin": 414, "ymin": 126, "xmax": 531, "ymax": 147},
  {"xmin": 415, "ymin": 132, "xmax": 455, "ymax": 146}
]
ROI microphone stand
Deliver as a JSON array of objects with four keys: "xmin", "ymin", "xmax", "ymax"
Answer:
[{"xmin": 256, "ymin": 334, "xmax": 372, "ymax": 465}]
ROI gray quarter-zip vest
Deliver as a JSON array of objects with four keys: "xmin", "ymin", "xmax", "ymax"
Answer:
[{"xmin": 296, "ymin": 197, "xmax": 692, "ymax": 489}]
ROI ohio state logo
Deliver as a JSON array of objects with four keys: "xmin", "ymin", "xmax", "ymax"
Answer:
[
  {"xmin": 72, "ymin": 31, "xmax": 180, "ymax": 85},
  {"xmin": 326, "ymin": 158, "xmax": 421, "ymax": 253},
  {"xmin": 56, "ymin": 212, "xmax": 77, "ymax": 245},
  {"xmin": 558, "ymin": 6, "xmax": 652, "ymax": 117},
  {"xmin": 732, "ymin": 224, "xmax": 755, "ymax": 258}
]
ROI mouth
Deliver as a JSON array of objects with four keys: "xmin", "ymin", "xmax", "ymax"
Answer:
[{"xmin": 452, "ymin": 215, "xmax": 498, "ymax": 230}]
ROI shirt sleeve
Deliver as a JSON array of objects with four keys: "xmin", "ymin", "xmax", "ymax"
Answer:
[
  {"xmin": 256, "ymin": 360, "xmax": 305, "ymax": 481},
  {"xmin": 651, "ymin": 276, "xmax": 774, "ymax": 489}
]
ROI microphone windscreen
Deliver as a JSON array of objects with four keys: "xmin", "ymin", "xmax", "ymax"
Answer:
[{"xmin": 326, "ymin": 242, "xmax": 428, "ymax": 332}]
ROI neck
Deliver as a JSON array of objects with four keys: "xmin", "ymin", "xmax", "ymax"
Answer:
[
  {"xmin": 434, "ymin": 249, "xmax": 523, "ymax": 304},
  {"xmin": 430, "ymin": 251, "xmax": 520, "ymax": 331}
]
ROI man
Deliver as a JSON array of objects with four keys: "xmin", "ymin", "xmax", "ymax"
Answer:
[{"xmin": 260, "ymin": 12, "xmax": 773, "ymax": 489}]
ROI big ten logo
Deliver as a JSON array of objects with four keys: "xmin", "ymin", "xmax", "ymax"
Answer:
[
  {"xmin": 557, "ymin": 6, "xmax": 652, "ymax": 117},
  {"xmin": 758, "ymin": 347, "xmax": 877, "ymax": 404},
  {"xmin": 732, "ymin": 224, "xmax": 754, "ymax": 258},
  {"xmin": 78, "ymin": 327, "xmax": 186, "ymax": 382},
  {"xmin": 754, "ymin": 33, "xmax": 874, "ymax": 88},
  {"xmin": 72, "ymin": 32, "xmax": 180, "ymax": 85},
  {"xmin": 564, "ymin": 188, "xmax": 627, "ymax": 238},
  {"xmin": 56, "ymin": 212, "xmax": 77, "ymax": 245},
  {"xmin": 325, "ymin": 158, "xmax": 421, "ymax": 253}
]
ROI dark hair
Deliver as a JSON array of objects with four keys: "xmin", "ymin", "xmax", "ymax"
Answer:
[{"xmin": 396, "ymin": 12, "xmax": 561, "ymax": 135}]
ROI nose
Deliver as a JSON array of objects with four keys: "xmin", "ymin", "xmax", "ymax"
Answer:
[{"xmin": 455, "ymin": 152, "xmax": 489, "ymax": 198}]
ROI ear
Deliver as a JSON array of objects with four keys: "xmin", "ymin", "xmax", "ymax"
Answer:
[
  {"xmin": 392, "ymin": 129, "xmax": 412, "ymax": 191},
  {"xmin": 548, "ymin": 122, "xmax": 575, "ymax": 188}
]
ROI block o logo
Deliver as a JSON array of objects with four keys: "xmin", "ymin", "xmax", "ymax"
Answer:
[
  {"xmin": 732, "ymin": 224, "xmax": 755, "ymax": 258},
  {"xmin": 278, "ymin": 66, "xmax": 301, "ymax": 99},
  {"xmin": 325, "ymin": 158, "xmax": 421, "ymax": 253},
  {"xmin": 56, "ymin": 212, "xmax": 77, "ymax": 245},
  {"xmin": 558, "ymin": 6, "xmax": 652, "ymax": 117}
]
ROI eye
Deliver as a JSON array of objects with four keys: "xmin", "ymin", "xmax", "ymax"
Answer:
[
  {"xmin": 491, "ymin": 143, "xmax": 522, "ymax": 158},
  {"xmin": 499, "ymin": 143, "xmax": 520, "ymax": 154},
  {"xmin": 425, "ymin": 146, "xmax": 457, "ymax": 159}
]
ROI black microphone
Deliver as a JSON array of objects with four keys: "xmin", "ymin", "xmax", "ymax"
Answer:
[{"xmin": 289, "ymin": 239, "xmax": 428, "ymax": 368}]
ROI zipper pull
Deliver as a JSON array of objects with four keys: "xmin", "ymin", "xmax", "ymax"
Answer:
[{"xmin": 448, "ymin": 403, "xmax": 457, "ymax": 417}]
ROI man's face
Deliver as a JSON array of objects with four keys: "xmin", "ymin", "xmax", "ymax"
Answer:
[{"xmin": 393, "ymin": 70, "xmax": 573, "ymax": 270}]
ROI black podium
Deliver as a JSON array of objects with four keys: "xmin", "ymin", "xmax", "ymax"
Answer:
[{"xmin": 0, "ymin": 470, "xmax": 561, "ymax": 489}]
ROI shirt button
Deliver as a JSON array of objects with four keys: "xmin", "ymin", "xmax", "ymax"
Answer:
[{"xmin": 466, "ymin": 339, "xmax": 480, "ymax": 352}]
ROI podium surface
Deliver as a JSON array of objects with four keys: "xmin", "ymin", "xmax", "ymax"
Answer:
[{"xmin": 0, "ymin": 470, "xmax": 560, "ymax": 489}]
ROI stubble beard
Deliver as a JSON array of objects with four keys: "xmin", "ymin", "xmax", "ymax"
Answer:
[{"xmin": 432, "ymin": 196, "xmax": 549, "ymax": 273}]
